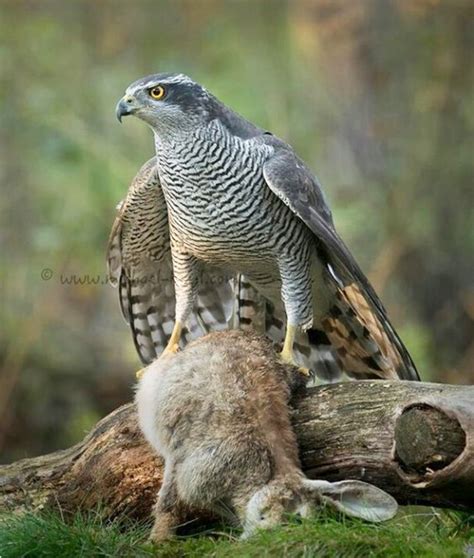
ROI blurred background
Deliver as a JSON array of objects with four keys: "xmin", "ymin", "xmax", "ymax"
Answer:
[{"xmin": 1, "ymin": 0, "xmax": 473, "ymax": 463}]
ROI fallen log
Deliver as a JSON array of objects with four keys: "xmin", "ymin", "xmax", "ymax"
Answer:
[
  {"xmin": 294, "ymin": 381, "xmax": 473, "ymax": 510},
  {"xmin": 1, "ymin": 357, "xmax": 473, "ymax": 518}
]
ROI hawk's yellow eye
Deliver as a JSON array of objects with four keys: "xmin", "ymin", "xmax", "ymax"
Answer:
[{"xmin": 149, "ymin": 85, "xmax": 165, "ymax": 100}]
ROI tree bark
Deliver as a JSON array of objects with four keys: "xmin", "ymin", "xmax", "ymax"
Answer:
[
  {"xmin": 293, "ymin": 381, "xmax": 473, "ymax": 510},
  {"xmin": 1, "ymin": 381, "xmax": 473, "ymax": 519}
]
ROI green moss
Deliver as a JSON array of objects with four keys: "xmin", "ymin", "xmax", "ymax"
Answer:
[{"xmin": 0, "ymin": 508, "xmax": 472, "ymax": 558}]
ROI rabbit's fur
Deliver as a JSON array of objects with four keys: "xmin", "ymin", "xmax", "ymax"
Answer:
[{"xmin": 136, "ymin": 330, "xmax": 397, "ymax": 540}]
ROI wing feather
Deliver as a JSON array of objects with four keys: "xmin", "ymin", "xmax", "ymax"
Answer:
[{"xmin": 262, "ymin": 143, "xmax": 419, "ymax": 381}]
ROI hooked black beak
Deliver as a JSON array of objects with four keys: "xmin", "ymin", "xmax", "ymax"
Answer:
[{"xmin": 115, "ymin": 95, "xmax": 135, "ymax": 123}]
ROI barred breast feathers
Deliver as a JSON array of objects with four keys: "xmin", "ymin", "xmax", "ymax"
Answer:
[{"xmin": 107, "ymin": 156, "xmax": 266, "ymax": 364}]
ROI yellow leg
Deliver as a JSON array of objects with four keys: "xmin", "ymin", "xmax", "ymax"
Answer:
[
  {"xmin": 280, "ymin": 324, "xmax": 310, "ymax": 376},
  {"xmin": 162, "ymin": 321, "xmax": 183, "ymax": 356},
  {"xmin": 280, "ymin": 324, "xmax": 297, "ymax": 365}
]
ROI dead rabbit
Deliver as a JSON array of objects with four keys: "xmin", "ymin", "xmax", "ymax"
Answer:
[{"xmin": 135, "ymin": 331, "xmax": 397, "ymax": 541}]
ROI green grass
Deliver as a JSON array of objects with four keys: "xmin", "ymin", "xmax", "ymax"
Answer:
[{"xmin": 0, "ymin": 508, "xmax": 472, "ymax": 558}]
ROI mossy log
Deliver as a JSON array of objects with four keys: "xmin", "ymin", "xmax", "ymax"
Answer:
[{"xmin": 1, "ymin": 356, "xmax": 473, "ymax": 518}]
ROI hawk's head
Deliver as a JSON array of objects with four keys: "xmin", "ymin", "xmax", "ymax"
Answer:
[{"xmin": 116, "ymin": 73, "xmax": 213, "ymax": 133}]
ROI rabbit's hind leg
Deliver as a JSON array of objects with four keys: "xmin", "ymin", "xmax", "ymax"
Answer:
[
  {"xmin": 176, "ymin": 437, "xmax": 273, "ymax": 510},
  {"xmin": 149, "ymin": 460, "xmax": 186, "ymax": 542}
]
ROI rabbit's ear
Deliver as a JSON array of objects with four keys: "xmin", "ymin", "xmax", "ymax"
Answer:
[{"xmin": 302, "ymin": 479, "xmax": 398, "ymax": 523}]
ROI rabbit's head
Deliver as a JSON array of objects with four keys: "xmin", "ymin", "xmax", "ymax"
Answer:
[
  {"xmin": 242, "ymin": 478, "xmax": 398, "ymax": 538},
  {"xmin": 242, "ymin": 482, "xmax": 310, "ymax": 539}
]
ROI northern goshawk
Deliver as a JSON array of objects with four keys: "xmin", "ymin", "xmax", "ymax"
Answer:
[{"xmin": 111, "ymin": 73, "xmax": 419, "ymax": 381}]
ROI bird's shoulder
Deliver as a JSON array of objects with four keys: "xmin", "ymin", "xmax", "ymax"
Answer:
[
  {"xmin": 210, "ymin": 99, "xmax": 265, "ymax": 140},
  {"xmin": 209, "ymin": 104, "xmax": 333, "ymax": 224},
  {"xmin": 127, "ymin": 156, "xmax": 160, "ymax": 195},
  {"xmin": 255, "ymin": 133, "xmax": 334, "ymax": 226}
]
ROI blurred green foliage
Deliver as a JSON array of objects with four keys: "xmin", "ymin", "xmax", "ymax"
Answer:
[{"xmin": 0, "ymin": 0, "xmax": 473, "ymax": 462}]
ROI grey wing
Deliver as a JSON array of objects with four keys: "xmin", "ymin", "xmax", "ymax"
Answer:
[
  {"xmin": 261, "ymin": 141, "xmax": 419, "ymax": 381},
  {"xmin": 107, "ymin": 158, "xmax": 237, "ymax": 364}
]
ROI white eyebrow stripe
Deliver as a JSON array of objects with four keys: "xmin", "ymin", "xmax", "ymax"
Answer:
[
  {"xmin": 127, "ymin": 79, "xmax": 157, "ymax": 95},
  {"xmin": 126, "ymin": 74, "xmax": 194, "ymax": 95},
  {"xmin": 162, "ymin": 74, "xmax": 193, "ymax": 84}
]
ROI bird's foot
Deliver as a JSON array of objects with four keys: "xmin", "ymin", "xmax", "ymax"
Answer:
[
  {"xmin": 159, "ymin": 322, "xmax": 183, "ymax": 360},
  {"xmin": 279, "ymin": 348, "xmax": 311, "ymax": 376},
  {"xmin": 160, "ymin": 342, "xmax": 180, "ymax": 358},
  {"xmin": 280, "ymin": 324, "xmax": 310, "ymax": 376}
]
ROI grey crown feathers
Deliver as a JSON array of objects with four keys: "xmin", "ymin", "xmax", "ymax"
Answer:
[{"xmin": 109, "ymin": 72, "xmax": 419, "ymax": 382}]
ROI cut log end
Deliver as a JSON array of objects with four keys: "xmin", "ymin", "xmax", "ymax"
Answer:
[{"xmin": 394, "ymin": 403, "xmax": 466, "ymax": 476}]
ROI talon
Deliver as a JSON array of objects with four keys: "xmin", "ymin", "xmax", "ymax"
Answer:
[
  {"xmin": 279, "ymin": 352, "xmax": 309, "ymax": 376},
  {"xmin": 297, "ymin": 366, "xmax": 311, "ymax": 377}
]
